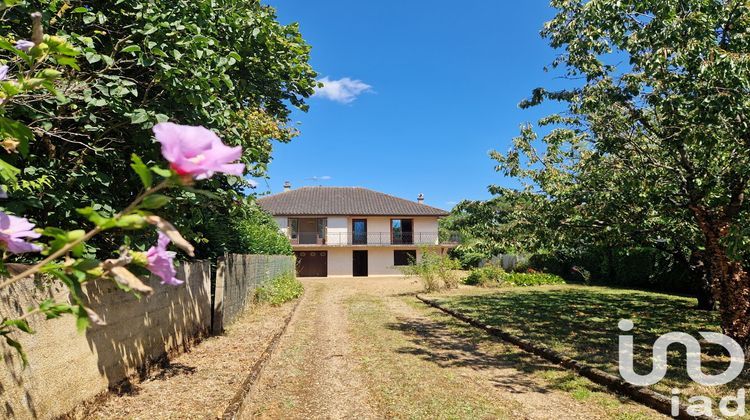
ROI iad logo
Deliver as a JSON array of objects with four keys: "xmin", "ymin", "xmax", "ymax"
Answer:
[{"xmin": 618, "ymin": 319, "xmax": 747, "ymax": 417}]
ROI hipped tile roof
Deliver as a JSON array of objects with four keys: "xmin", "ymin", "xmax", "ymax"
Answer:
[{"xmin": 257, "ymin": 187, "xmax": 449, "ymax": 217}]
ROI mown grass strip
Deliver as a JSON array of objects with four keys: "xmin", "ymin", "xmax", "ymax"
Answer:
[{"xmin": 415, "ymin": 294, "xmax": 715, "ymax": 420}]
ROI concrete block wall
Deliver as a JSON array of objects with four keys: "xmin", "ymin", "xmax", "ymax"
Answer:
[{"xmin": 0, "ymin": 261, "xmax": 212, "ymax": 419}]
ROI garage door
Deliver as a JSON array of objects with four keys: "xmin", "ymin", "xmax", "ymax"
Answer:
[{"xmin": 295, "ymin": 251, "xmax": 327, "ymax": 277}]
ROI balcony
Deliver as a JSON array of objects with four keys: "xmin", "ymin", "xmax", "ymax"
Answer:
[{"xmin": 287, "ymin": 231, "xmax": 460, "ymax": 247}]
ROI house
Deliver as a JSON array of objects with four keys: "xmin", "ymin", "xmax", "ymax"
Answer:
[{"xmin": 257, "ymin": 184, "xmax": 456, "ymax": 277}]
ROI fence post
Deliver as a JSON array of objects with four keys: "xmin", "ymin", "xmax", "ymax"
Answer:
[{"xmin": 212, "ymin": 256, "xmax": 227, "ymax": 334}]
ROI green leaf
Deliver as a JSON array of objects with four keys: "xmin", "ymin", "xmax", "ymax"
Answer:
[
  {"xmin": 116, "ymin": 214, "xmax": 145, "ymax": 229},
  {"xmin": 0, "ymin": 158, "xmax": 20, "ymax": 184},
  {"xmin": 121, "ymin": 45, "xmax": 141, "ymax": 53},
  {"xmin": 183, "ymin": 186, "xmax": 219, "ymax": 200},
  {"xmin": 46, "ymin": 269, "xmax": 84, "ymax": 305},
  {"xmin": 74, "ymin": 306, "xmax": 89, "ymax": 332},
  {"xmin": 2, "ymin": 319, "xmax": 33, "ymax": 334},
  {"xmin": 38, "ymin": 299, "xmax": 74, "ymax": 319},
  {"xmin": 4, "ymin": 336, "xmax": 28, "ymax": 367},
  {"xmin": 129, "ymin": 109, "xmax": 149, "ymax": 124},
  {"xmin": 0, "ymin": 117, "xmax": 33, "ymax": 157},
  {"xmin": 77, "ymin": 207, "xmax": 116, "ymax": 229},
  {"xmin": 67, "ymin": 230, "xmax": 86, "ymax": 242},
  {"xmin": 140, "ymin": 194, "xmax": 171, "ymax": 209},
  {"xmin": 130, "ymin": 154, "xmax": 152, "ymax": 188},
  {"xmin": 150, "ymin": 165, "xmax": 173, "ymax": 178}
]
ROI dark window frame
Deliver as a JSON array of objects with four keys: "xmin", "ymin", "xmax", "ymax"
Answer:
[{"xmin": 393, "ymin": 250, "xmax": 417, "ymax": 266}]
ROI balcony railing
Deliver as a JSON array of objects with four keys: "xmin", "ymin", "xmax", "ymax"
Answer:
[{"xmin": 287, "ymin": 231, "xmax": 460, "ymax": 247}]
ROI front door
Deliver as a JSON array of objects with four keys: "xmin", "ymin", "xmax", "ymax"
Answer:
[{"xmin": 353, "ymin": 250, "xmax": 368, "ymax": 277}]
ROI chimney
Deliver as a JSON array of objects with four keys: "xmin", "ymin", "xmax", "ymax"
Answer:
[
  {"xmin": 283, "ymin": 181, "xmax": 292, "ymax": 192},
  {"xmin": 417, "ymin": 193, "xmax": 424, "ymax": 204}
]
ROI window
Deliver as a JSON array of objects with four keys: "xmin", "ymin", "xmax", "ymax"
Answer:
[
  {"xmin": 391, "ymin": 219, "xmax": 414, "ymax": 244},
  {"xmin": 317, "ymin": 218, "xmax": 327, "ymax": 238},
  {"xmin": 352, "ymin": 219, "xmax": 367, "ymax": 244},
  {"xmin": 394, "ymin": 250, "xmax": 417, "ymax": 266},
  {"xmin": 289, "ymin": 218, "xmax": 299, "ymax": 239}
]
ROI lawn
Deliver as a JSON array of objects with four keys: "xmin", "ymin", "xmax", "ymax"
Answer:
[{"xmin": 430, "ymin": 285, "xmax": 748, "ymax": 404}]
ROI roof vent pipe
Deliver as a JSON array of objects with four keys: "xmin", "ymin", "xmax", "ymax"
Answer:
[
  {"xmin": 417, "ymin": 193, "xmax": 424, "ymax": 204},
  {"xmin": 283, "ymin": 181, "xmax": 292, "ymax": 192}
]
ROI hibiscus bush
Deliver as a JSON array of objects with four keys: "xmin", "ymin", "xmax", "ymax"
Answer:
[
  {"xmin": 0, "ymin": 0, "xmax": 316, "ymax": 257},
  {"xmin": 2, "ymin": 119, "xmax": 247, "ymax": 365},
  {"xmin": 0, "ymin": 5, "xmax": 299, "ymax": 364}
]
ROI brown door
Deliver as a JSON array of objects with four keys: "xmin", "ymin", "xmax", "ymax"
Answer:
[
  {"xmin": 295, "ymin": 251, "xmax": 327, "ymax": 277},
  {"xmin": 353, "ymin": 251, "xmax": 368, "ymax": 277}
]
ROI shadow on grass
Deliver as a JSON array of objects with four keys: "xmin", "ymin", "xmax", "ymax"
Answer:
[
  {"xmin": 385, "ymin": 313, "xmax": 573, "ymax": 395},
  {"xmin": 433, "ymin": 287, "xmax": 749, "ymax": 393}
]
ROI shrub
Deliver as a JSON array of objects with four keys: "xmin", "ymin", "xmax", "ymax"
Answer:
[
  {"xmin": 398, "ymin": 249, "xmax": 461, "ymax": 292},
  {"xmin": 448, "ymin": 247, "xmax": 487, "ymax": 269},
  {"xmin": 256, "ymin": 272, "xmax": 303, "ymax": 306},
  {"xmin": 464, "ymin": 265, "xmax": 506, "ymax": 287},
  {"xmin": 202, "ymin": 204, "xmax": 292, "ymax": 258},
  {"xmin": 465, "ymin": 266, "xmax": 565, "ymax": 287},
  {"xmin": 502, "ymin": 272, "xmax": 566, "ymax": 286}
]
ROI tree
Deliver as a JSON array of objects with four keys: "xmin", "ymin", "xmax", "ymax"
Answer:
[
  {"xmin": 442, "ymin": 189, "xmax": 549, "ymax": 267},
  {"xmin": 495, "ymin": 0, "xmax": 750, "ymax": 346},
  {"xmin": 1, "ymin": 0, "xmax": 316, "ymax": 256}
]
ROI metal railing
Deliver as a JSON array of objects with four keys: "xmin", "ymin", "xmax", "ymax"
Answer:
[{"xmin": 287, "ymin": 231, "xmax": 460, "ymax": 246}]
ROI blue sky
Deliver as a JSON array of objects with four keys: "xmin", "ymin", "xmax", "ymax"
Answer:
[{"xmin": 256, "ymin": 1, "xmax": 562, "ymax": 210}]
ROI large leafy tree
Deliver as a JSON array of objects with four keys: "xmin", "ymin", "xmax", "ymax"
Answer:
[
  {"xmin": 1, "ymin": 0, "xmax": 316, "ymax": 256},
  {"xmin": 496, "ymin": 0, "xmax": 750, "ymax": 347}
]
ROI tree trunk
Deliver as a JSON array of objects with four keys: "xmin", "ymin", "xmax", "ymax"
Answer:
[
  {"xmin": 689, "ymin": 250, "xmax": 715, "ymax": 311},
  {"xmin": 692, "ymin": 206, "xmax": 750, "ymax": 350}
]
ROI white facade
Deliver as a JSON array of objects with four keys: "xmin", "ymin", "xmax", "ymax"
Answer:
[{"xmin": 273, "ymin": 215, "xmax": 447, "ymax": 277}]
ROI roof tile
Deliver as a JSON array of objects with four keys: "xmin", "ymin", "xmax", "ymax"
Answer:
[{"xmin": 256, "ymin": 187, "xmax": 448, "ymax": 217}]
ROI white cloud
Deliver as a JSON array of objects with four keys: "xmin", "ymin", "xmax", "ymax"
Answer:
[
  {"xmin": 307, "ymin": 175, "xmax": 332, "ymax": 182},
  {"xmin": 313, "ymin": 77, "xmax": 372, "ymax": 104}
]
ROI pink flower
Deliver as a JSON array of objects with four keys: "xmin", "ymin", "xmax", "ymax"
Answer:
[
  {"xmin": 146, "ymin": 232, "xmax": 183, "ymax": 286},
  {"xmin": 152, "ymin": 122, "xmax": 245, "ymax": 180},
  {"xmin": 15, "ymin": 40, "xmax": 34, "ymax": 52},
  {"xmin": 0, "ymin": 211, "xmax": 41, "ymax": 254},
  {"xmin": 0, "ymin": 65, "xmax": 8, "ymax": 81}
]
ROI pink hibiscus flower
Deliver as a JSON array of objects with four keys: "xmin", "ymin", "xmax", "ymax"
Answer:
[
  {"xmin": 0, "ymin": 211, "xmax": 41, "ymax": 254},
  {"xmin": 152, "ymin": 122, "xmax": 245, "ymax": 180},
  {"xmin": 15, "ymin": 40, "xmax": 34, "ymax": 52},
  {"xmin": 146, "ymin": 232, "xmax": 183, "ymax": 286}
]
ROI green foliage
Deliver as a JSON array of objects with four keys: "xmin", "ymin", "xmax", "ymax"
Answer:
[
  {"xmin": 465, "ymin": 265, "xmax": 565, "ymax": 287},
  {"xmin": 256, "ymin": 272, "xmax": 303, "ymax": 306},
  {"xmin": 442, "ymin": 190, "xmax": 547, "ymax": 266},
  {"xmin": 199, "ymin": 203, "xmax": 292, "ymax": 258},
  {"xmin": 1, "ymin": 0, "xmax": 317, "ymax": 257},
  {"xmin": 479, "ymin": 1, "xmax": 750, "ymax": 342},
  {"xmin": 398, "ymin": 248, "xmax": 461, "ymax": 292},
  {"xmin": 464, "ymin": 265, "xmax": 506, "ymax": 287},
  {"xmin": 503, "ymin": 272, "xmax": 566, "ymax": 287}
]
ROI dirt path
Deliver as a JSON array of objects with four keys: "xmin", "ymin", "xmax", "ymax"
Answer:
[
  {"xmin": 242, "ymin": 280, "xmax": 378, "ymax": 419},
  {"xmin": 242, "ymin": 277, "xmax": 667, "ymax": 420},
  {"xmin": 79, "ymin": 301, "xmax": 297, "ymax": 420}
]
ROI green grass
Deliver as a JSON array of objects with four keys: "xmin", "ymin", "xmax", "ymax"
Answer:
[
  {"xmin": 346, "ymin": 294, "xmax": 513, "ymax": 419},
  {"xmin": 256, "ymin": 272, "xmax": 304, "ymax": 305},
  {"xmin": 433, "ymin": 285, "xmax": 746, "ymax": 405}
]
